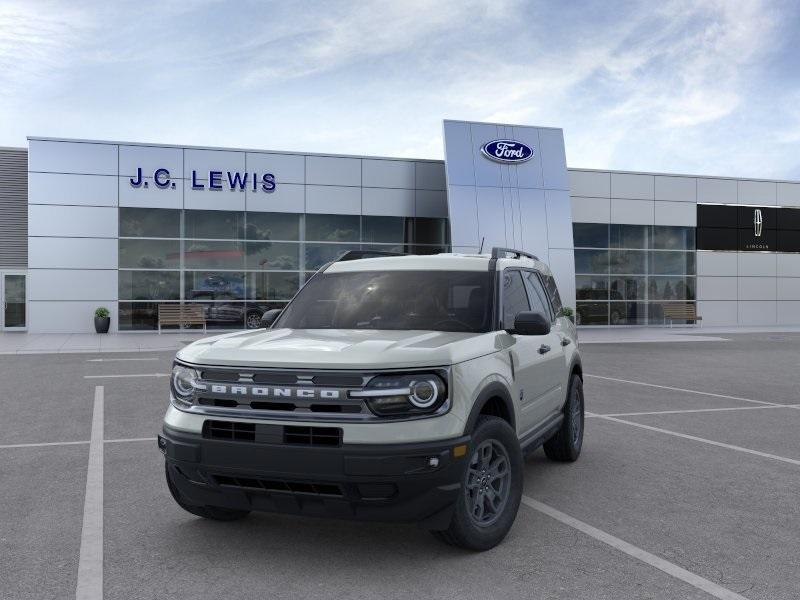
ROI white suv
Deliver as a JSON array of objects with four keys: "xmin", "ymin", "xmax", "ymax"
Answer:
[{"xmin": 159, "ymin": 247, "xmax": 584, "ymax": 550}]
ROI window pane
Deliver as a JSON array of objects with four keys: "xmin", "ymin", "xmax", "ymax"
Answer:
[
  {"xmin": 522, "ymin": 272, "xmax": 551, "ymax": 319},
  {"xmin": 648, "ymin": 276, "xmax": 695, "ymax": 300},
  {"xmin": 649, "ymin": 251, "xmax": 695, "ymax": 275},
  {"xmin": 610, "ymin": 276, "xmax": 646, "ymax": 301},
  {"xmin": 119, "ymin": 239, "xmax": 180, "ymax": 269},
  {"xmin": 185, "ymin": 301, "xmax": 244, "ymax": 330},
  {"xmin": 576, "ymin": 302, "xmax": 608, "ymax": 325},
  {"xmin": 610, "ymin": 250, "xmax": 646, "ymax": 274},
  {"xmin": 610, "ymin": 302, "xmax": 647, "ymax": 325},
  {"xmin": 244, "ymin": 242, "xmax": 300, "ymax": 270},
  {"xmin": 363, "ymin": 216, "xmax": 410, "ymax": 243},
  {"xmin": 245, "ymin": 272, "xmax": 299, "ymax": 300},
  {"xmin": 184, "ymin": 210, "xmax": 245, "ymax": 239},
  {"xmin": 304, "ymin": 243, "xmax": 361, "ymax": 271},
  {"xmin": 414, "ymin": 217, "xmax": 449, "ymax": 245},
  {"xmin": 306, "ymin": 214, "xmax": 359, "ymax": 242},
  {"xmin": 245, "ymin": 212, "xmax": 300, "ymax": 241},
  {"xmin": 184, "ymin": 241, "xmax": 245, "ymax": 269},
  {"xmin": 541, "ymin": 273, "xmax": 564, "ymax": 314},
  {"xmin": 185, "ymin": 272, "xmax": 245, "ymax": 300},
  {"xmin": 610, "ymin": 224, "xmax": 648, "ymax": 248},
  {"xmin": 576, "ymin": 275, "xmax": 608, "ymax": 300},
  {"xmin": 648, "ymin": 302, "xmax": 696, "ymax": 325},
  {"xmin": 411, "ymin": 245, "xmax": 447, "ymax": 255},
  {"xmin": 575, "ymin": 249, "xmax": 609, "ymax": 274},
  {"xmin": 572, "ymin": 223, "xmax": 609, "ymax": 248},
  {"xmin": 119, "ymin": 208, "xmax": 180, "ymax": 238},
  {"xmin": 651, "ymin": 226, "xmax": 695, "ymax": 250},
  {"xmin": 118, "ymin": 302, "xmax": 161, "ymax": 331},
  {"xmin": 502, "ymin": 271, "xmax": 531, "ymax": 329},
  {"xmin": 119, "ymin": 271, "xmax": 180, "ymax": 300}
]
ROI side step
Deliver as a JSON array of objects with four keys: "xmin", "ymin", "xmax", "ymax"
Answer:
[{"xmin": 519, "ymin": 413, "xmax": 563, "ymax": 456}]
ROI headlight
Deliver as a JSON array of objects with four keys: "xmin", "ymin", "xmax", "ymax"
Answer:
[
  {"xmin": 351, "ymin": 372, "xmax": 448, "ymax": 417},
  {"xmin": 171, "ymin": 364, "xmax": 200, "ymax": 408}
]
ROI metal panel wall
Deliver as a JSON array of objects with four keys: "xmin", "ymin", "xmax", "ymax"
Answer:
[{"xmin": 0, "ymin": 148, "xmax": 28, "ymax": 267}]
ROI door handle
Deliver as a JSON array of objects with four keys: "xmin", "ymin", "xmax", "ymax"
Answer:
[
  {"xmin": 560, "ymin": 338, "xmax": 571, "ymax": 346},
  {"xmin": 538, "ymin": 344, "xmax": 551, "ymax": 354}
]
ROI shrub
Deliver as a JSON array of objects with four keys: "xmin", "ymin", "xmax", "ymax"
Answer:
[{"xmin": 95, "ymin": 307, "xmax": 110, "ymax": 319}]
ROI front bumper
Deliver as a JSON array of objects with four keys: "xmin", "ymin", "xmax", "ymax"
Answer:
[{"xmin": 160, "ymin": 425, "xmax": 471, "ymax": 529}]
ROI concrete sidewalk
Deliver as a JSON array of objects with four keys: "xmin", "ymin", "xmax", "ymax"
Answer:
[
  {"xmin": 577, "ymin": 324, "xmax": 800, "ymax": 344},
  {"xmin": 0, "ymin": 331, "xmax": 211, "ymax": 354}
]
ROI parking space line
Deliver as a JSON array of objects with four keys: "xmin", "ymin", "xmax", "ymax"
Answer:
[
  {"xmin": 521, "ymin": 496, "xmax": 751, "ymax": 600},
  {"xmin": 104, "ymin": 436, "xmax": 157, "ymax": 444},
  {"xmin": 586, "ymin": 374, "xmax": 779, "ymax": 406},
  {"xmin": 0, "ymin": 440, "xmax": 90, "ymax": 449},
  {"xmin": 587, "ymin": 404, "xmax": 800, "ymax": 418},
  {"xmin": 595, "ymin": 414, "xmax": 800, "ymax": 467},
  {"xmin": 83, "ymin": 373, "xmax": 169, "ymax": 379},
  {"xmin": 86, "ymin": 357, "xmax": 160, "ymax": 362},
  {"xmin": 75, "ymin": 386, "xmax": 104, "ymax": 600}
]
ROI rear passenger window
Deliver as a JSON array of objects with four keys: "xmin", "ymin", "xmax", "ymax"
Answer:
[
  {"xmin": 522, "ymin": 271, "xmax": 551, "ymax": 320},
  {"xmin": 501, "ymin": 271, "xmax": 531, "ymax": 330}
]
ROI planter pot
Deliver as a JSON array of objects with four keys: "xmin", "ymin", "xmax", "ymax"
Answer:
[{"xmin": 94, "ymin": 316, "xmax": 110, "ymax": 334}]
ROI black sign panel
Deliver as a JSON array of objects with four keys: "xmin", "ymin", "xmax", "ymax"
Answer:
[{"xmin": 697, "ymin": 204, "xmax": 800, "ymax": 252}]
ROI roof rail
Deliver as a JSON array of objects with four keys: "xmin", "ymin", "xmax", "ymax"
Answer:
[
  {"xmin": 491, "ymin": 247, "xmax": 539, "ymax": 261},
  {"xmin": 335, "ymin": 249, "xmax": 407, "ymax": 262}
]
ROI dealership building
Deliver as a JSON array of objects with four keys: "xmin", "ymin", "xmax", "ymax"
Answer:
[{"xmin": 0, "ymin": 119, "xmax": 799, "ymax": 333}]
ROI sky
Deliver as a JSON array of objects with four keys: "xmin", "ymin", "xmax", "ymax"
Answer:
[{"xmin": 1, "ymin": 0, "xmax": 799, "ymax": 179}]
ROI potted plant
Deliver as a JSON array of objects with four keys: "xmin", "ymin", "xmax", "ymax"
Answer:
[
  {"xmin": 94, "ymin": 307, "xmax": 110, "ymax": 334},
  {"xmin": 559, "ymin": 306, "xmax": 575, "ymax": 323}
]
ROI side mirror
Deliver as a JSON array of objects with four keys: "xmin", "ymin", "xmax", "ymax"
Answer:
[
  {"xmin": 260, "ymin": 309, "xmax": 282, "ymax": 329},
  {"xmin": 510, "ymin": 311, "xmax": 550, "ymax": 336}
]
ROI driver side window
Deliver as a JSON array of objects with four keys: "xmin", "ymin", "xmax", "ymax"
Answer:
[{"xmin": 501, "ymin": 270, "xmax": 531, "ymax": 330}]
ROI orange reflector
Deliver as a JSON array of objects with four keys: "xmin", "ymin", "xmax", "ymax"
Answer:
[{"xmin": 452, "ymin": 444, "xmax": 467, "ymax": 457}]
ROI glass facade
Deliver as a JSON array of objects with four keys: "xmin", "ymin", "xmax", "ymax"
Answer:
[
  {"xmin": 118, "ymin": 208, "xmax": 448, "ymax": 330},
  {"xmin": 573, "ymin": 223, "xmax": 696, "ymax": 326}
]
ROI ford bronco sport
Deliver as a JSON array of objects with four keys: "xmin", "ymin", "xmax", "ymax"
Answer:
[{"xmin": 159, "ymin": 247, "xmax": 584, "ymax": 550}]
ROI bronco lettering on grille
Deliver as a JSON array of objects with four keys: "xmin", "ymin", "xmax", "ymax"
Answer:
[{"xmin": 205, "ymin": 385, "xmax": 341, "ymax": 400}]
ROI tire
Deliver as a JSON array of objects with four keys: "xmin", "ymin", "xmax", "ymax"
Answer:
[
  {"xmin": 165, "ymin": 463, "xmax": 250, "ymax": 521},
  {"xmin": 543, "ymin": 374, "xmax": 584, "ymax": 462},
  {"xmin": 432, "ymin": 416, "xmax": 523, "ymax": 551},
  {"xmin": 245, "ymin": 311, "xmax": 262, "ymax": 329}
]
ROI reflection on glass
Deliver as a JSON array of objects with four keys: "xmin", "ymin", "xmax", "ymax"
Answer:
[
  {"xmin": 306, "ymin": 214, "xmax": 359, "ymax": 242},
  {"xmin": 119, "ymin": 239, "xmax": 180, "ymax": 269},
  {"xmin": 244, "ymin": 242, "xmax": 300, "ymax": 270},
  {"xmin": 245, "ymin": 272, "xmax": 299, "ymax": 300},
  {"xmin": 573, "ymin": 223, "xmax": 609, "ymax": 248},
  {"xmin": 184, "ymin": 241, "xmax": 245, "ymax": 269},
  {"xmin": 652, "ymin": 226, "xmax": 695, "ymax": 250},
  {"xmin": 576, "ymin": 302, "xmax": 608, "ymax": 325},
  {"xmin": 609, "ymin": 302, "xmax": 647, "ymax": 325},
  {"xmin": 184, "ymin": 272, "xmax": 246, "ymax": 300},
  {"xmin": 649, "ymin": 251, "xmax": 695, "ymax": 275},
  {"xmin": 184, "ymin": 210, "xmax": 245, "ymax": 239},
  {"xmin": 118, "ymin": 302, "xmax": 160, "ymax": 330},
  {"xmin": 610, "ymin": 250, "xmax": 646, "ymax": 274},
  {"xmin": 362, "ymin": 216, "xmax": 409, "ymax": 243},
  {"xmin": 576, "ymin": 276, "xmax": 609, "ymax": 300},
  {"xmin": 245, "ymin": 212, "xmax": 300, "ymax": 241},
  {"xmin": 118, "ymin": 271, "xmax": 180, "ymax": 300},
  {"xmin": 610, "ymin": 276, "xmax": 646, "ymax": 301},
  {"xmin": 304, "ymin": 244, "xmax": 361, "ymax": 271},
  {"xmin": 3, "ymin": 274, "xmax": 26, "ymax": 328},
  {"xmin": 119, "ymin": 208, "xmax": 180, "ymax": 238},
  {"xmin": 648, "ymin": 277, "xmax": 695, "ymax": 300},
  {"xmin": 574, "ymin": 250, "xmax": 609, "ymax": 274},
  {"xmin": 610, "ymin": 224, "xmax": 648, "ymax": 249},
  {"xmin": 414, "ymin": 218, "xmax": 449, "ymax": 245}
]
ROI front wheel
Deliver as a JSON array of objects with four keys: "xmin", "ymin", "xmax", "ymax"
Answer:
[
  {"xmin": 432, "ymin": 416, "xmax": 523, "ymax": 551},
  {"xmin": 543, "ymin": 374, "xmax": 584, "ymax": 462},
  {"xmin": 165, "ymin": 463, "xmax": 250, "ymax": 521}
]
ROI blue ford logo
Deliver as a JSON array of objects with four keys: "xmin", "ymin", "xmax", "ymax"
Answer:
[{"xmin": 481, "ymin": 139, "xmax": 534, "ymax": 163}]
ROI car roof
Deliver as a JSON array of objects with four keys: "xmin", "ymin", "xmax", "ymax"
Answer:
[{"xmin": 324, "ymin": 252, "xmax": 551, "ymax": 274}]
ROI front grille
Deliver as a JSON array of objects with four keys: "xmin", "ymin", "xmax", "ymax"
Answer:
[
  {"xmin": 203, "ymin": 420, "xmax": 342, "ymax": 447},
  {"xmin": 212, "ymin": 474, "xmax": 344, "ymax": 497},
  {"xmin": 284, "ymin": 425, "xmax": 342, "ymax": 447},
  {"xmin": 204, "ymin": 420, "xmax": 255, "ymax": 441}
]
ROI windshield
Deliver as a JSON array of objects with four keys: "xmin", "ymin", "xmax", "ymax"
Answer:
[{"xmin": 275, "ymin": 270, "xmax": 492, "ymax": 332}]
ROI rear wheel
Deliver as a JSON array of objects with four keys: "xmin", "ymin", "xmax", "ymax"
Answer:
[
  {"xmin": 165, "ymin": 463, "xmax": 250, "ymax": 521},
  {"xmin": 543, "ymin": 374, "xmax": 584, "ymax": 462},
  {"xmin": 432, "ymin": 416, "xmax": 522, "ymax": 551}
]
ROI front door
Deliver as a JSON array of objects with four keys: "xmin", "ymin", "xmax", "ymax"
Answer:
[{"xmin": 1, "ymin": 272, "xmax": 27, "ymax": 330}]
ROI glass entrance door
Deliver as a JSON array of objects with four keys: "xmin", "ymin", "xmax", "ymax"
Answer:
[{"xmin": 2, "ymin": 273, "xmax": 27, "ymax": 330}]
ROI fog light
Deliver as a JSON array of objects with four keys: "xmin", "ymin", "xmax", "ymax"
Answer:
[
  {"xmin": 428, "ymin": 457, "xmax": 439, "ymax": 468},
  {"xmin": 157, "ymin": 435, "xmax": 167, "ymax": 454}
]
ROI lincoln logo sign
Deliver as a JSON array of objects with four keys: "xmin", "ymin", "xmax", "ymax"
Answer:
[
  {"xmin": 480, "ymin": 140, "xmax": 534, "ymax": 163},
  {"xmin": 129, "ymin": 167, "xmax": 276, "ymax": 193},
  {"xmin": 753, "ymin": 208, "xmax": 763, "ymax": 237}
]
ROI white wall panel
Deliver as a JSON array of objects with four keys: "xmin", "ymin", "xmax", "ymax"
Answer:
[
  {"xmin": 508, "ymin": 126, "xmax": 544, "ymax": 190},
  {"xmin": 610, "ymin": 198, "xmax": 654, "ymax": 225},
  {"xmin": 546, "ymin": 190, "xmax": 573, "ymax": 249},
  {"xmin": 654, "ymin": 176, "xmax": 696, "ymax": 202},
  {"xmin": 246, "ymin": 152, "xmax": 305, "ymax": 184},
  {"xmin": 548, "ymin": 248, "xmax": 576, "ymax": 309},
  {"xmin": 29, "ymin": 173, "xmax": 117, "ymax": 207},
  {"xmin": 738, "ymin": 253, "xmax": 776, "ymax": 277},
  {"xmin": 415, "ymin": 162, "xmax": 446, "ymax": 190},
  {"xmin": 120, "ymin": 176, "xmax": 182, "ymax": 209},
  {"xmin": 777, "ymin": 253, "xmax": 800, "ymax": 277},
  {"xmin": 568, "ymin": 170, "xmax": 610, "ymax": 198},
  {"xmin": 362, "ymin": 160, "xmax": 415, "ymax": 189},
  {"xmin": 738, "ymin": 277, "xmax": 776, "ymax": 300},
  {"xmin": 28, "ymin": 269, "xmax": 117, "ymax": 301},
  {"xmin": 738, "ymin": 180, "xmax": 776, "ymax": 205},
  {"xmin": 362, "ymin": 188, "xmax": 415, "ymax": 216},
  {"xmin": 28, "ymin": 301, "xmax": 116, "ymax": 334},
  {"xmin": 184, "ymin": 149, "xmax": 245, "ymax": 176},
  {"xmin": 697, "ymin": 178, "xmax": 736, "ymax": 203},
  {"xmin": 777, "ymin": 278, "xmax": 800, "ymax": 300},
  {"xmin": 470, "ymin": 123, "xmax": 504, "ymax": 188},
  {"xmin": 697, "ymin": 251, "xmax": 737, "ymax": 276},
  {"xmin": 697, "ymin": 276, "xmax": 737, "ymax": 301},
  {"xmin": 28, "ymin": 140, "xmax": 117, "ymax": 175},
  {"xmin": 538, "ymin": 128, "xmax": 568, "ymax": 190},
  {"xmin": 119, "ymin": 145, "xmax": 183, "ymax": 179},
  {"xmin": 654, "ymin": 201, "xmax": 696, "ymax": 226},
  {"xmin": 777, "ymin": 301, "xmax": 800, "ymax": 324},
  {"xmin": 442, "ymin": 121, "xmax": 475, "ymax": 187},
  {"xmin": 518, "ymin": 189, "xmax": 548, "ymax": 261},
  {"xmin": 570, "ymin": 197, "xmax": 610, "ymax": 223},
  {"xmin": 305, "ymin": 156, "xmax": 360, "ymax": 186},
  {"xmin": 183, "ymin": 180, "xmax": 245, "ymax": 211},
  {"xmin": 305, "ymin": 185, "xmax": 360, "ymax": 214},
  {"xmin": 447, "ymin": 185, "xmax": 478, "ymax": 249},
  {"xmin": 696, "ymin": 301, "xmax": 738, "ymax": 326},
  {"xmin": 610, "ymin": 173, "xmax": 654, "ymax": 200},
  {"xmin": 777, "ymin": 183, "xmax": 800, "ymax": 207},
  {"xmin": 245, "ymin": 183, "xmax": 304, "ymax": 213},
  {"xmin": 738, "ymin": 301, "xmax": 776, "ymax": 325},
  {"xmin": 28, "ymin": 238, "xmax": 118, "ymax": 269},
  {"xmin": 475, "ymin": 187, "xmax": 507, "ymax": 248},
  {"xmin": 415, "ymin": 190, "xmax": 448, "ymax": 218},
  {"xmin": 28, "ymin": 205, "xmax": 117, "ymax": 238}
]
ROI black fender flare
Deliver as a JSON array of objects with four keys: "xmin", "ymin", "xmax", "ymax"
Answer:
[
  {"xmin": 560, "ymin": 356, "xmax": 583, "ymax": 411},
  {"xmin": 463, "ymin": 381, "xmax": 516, "ymax": 434}
]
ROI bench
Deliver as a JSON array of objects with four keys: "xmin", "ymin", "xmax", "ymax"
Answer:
[
  {"xmin": 662, "ymin": 303, "xmax": 702, "ymax": 327},
  {"xmin": 158, "ymin": 304, "xmax": 207, "ymax": 333}
]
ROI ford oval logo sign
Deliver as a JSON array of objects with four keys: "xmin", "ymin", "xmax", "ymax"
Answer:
[{"xmin": 480, "ymin": 139, "xmax": 534, "ymax": 163}]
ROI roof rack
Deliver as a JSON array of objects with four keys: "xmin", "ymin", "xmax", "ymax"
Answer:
[
  {"xmin": 491, "ymin": 247, "xmax": 539, "ymax": 261},
  {"xmin": 335, "ymin": 249, "xmax": 408, "ymax": 262}
]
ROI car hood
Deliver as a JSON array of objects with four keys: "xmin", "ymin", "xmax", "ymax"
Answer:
[{"xmin": 176, "ymin": 328, "xmax": 500, "ymax": 369}]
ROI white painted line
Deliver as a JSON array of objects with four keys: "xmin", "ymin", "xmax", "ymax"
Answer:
[
  {"xmin": 104, "ymin": 436, "xmax": 157, "ymax": 444},
  {"xmin": 521, "ymin": 496, "xmax": 751, "ymax": 600},
  {"xmin": 76, "ymin": 386, "xmax": 104, "ymax": 600},
  {"xmin": 0, "ymin": 440, "xmax": 89, "ymax": 449},
  {"xmin": 86, "ymin": 357, "xmax": 160, "ymax": 362},
  {"xmin": 587, "ymin": 404, "xmax": 800, "ymax": 418},
  {"xmin": 595, "ymin": 414, "xmax": 800, "ymax": 467},
  {"xmin": 83, "ymin": 373, "xmax": 169, "ymax": 379},
  {"xmin": 586, "ymin": 374, "xmax": 779, "ymax": 406}
]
